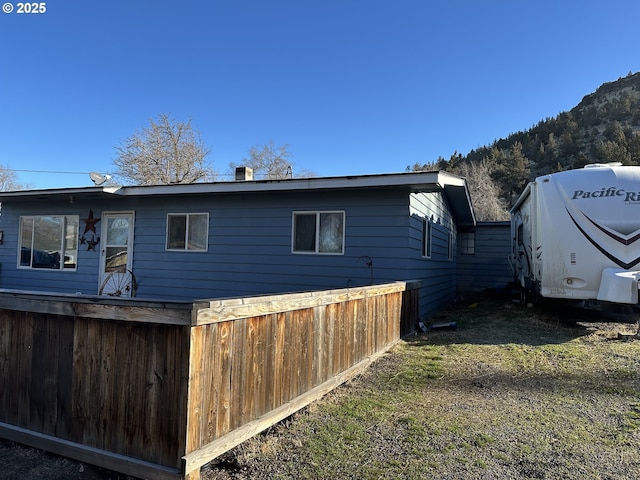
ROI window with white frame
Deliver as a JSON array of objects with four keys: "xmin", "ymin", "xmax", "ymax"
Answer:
[
  {"xmin": 166, "ymin": 213, "xmax": 209, "ymax": 251},
  {"xmin": 293, "ymin": 211, "xmax": 345, "ymax": 254},
  {"xmin": 19, "ymin": 215, "xmax": 79, "ymax": 270},
  {"xmin": 460, "ymin": 231, "xmax": 475, "ymax": 255},
  {"xmin": 422, "ymin": 218, "xmax": 432, "ymax": 258}
]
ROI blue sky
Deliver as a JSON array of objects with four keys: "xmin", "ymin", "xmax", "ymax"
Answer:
[{"xmin": 1, "ymin": 0, "xmax": 638, "ymax": 189}]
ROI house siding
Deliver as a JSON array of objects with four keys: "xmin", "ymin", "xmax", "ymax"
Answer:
[
  {"xmin": 456, "ymin": 221, "xmax": 512, "ymax": 294},
  {"xmin": 408, "ymin": 192, "xmax": 458, "ymax": 318},
  {"xmin": 0, "ymin": 184, "xmax": 462, "ymax": 321},
  {"xmin": 0, "ymin": 191, "xmax": 407, "ymax": 297},
  {"xmin": 130, "ymin": 190, "xmax": 414, "ymax": 300},
  {"xmin": 0, "ymin": 202, "xmax": 102, "ymax": 294}
]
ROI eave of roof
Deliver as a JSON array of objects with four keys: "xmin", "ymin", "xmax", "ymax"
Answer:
[{"xmin": 0, "ymin": 171, "xmax": 476, "ymax": 226}]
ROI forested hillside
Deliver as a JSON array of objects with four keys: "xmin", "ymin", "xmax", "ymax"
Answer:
[{"xmin": 414, "ymin": 71, "xmax": 640, "ymax": 220}]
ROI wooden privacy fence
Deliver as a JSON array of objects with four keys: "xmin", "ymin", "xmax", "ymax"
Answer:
[{"xmin": 0, "ymin": 280, "xmax": 421, "ymax": 480}]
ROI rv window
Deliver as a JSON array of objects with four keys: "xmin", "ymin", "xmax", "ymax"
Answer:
[
  {"xmin": 293, "ymin": 211, "xmax": 345, "ymax": 254},
  {"xmin": 18, "ymin": 215, "xmax": 79, "ymax": 270},
  {"xmin": 166, "ymin": 213, "xmax": 209, "ymax": 251}
]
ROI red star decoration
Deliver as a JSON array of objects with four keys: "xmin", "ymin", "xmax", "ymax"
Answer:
[
  {"xmin": 82, "ymin": 209, "xmax": 101, "ymax": 234},
  {"xmin": 86, "ymin": 235, "xmax": 100, "ymax": 251}
]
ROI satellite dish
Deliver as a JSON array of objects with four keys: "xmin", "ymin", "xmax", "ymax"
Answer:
[{"xmin": 89, "ymin": 172, "xmax": 112, "ymax": 186}]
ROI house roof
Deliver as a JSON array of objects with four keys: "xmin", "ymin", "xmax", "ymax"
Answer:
[{"xmin": 0, "ymin": 171, "xmax": 476, "ymax": 227}]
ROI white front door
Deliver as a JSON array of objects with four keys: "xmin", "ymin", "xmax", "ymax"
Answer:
[{"xmin": 99, "ymin": 212, "xmax": 135, "ymax": 296}]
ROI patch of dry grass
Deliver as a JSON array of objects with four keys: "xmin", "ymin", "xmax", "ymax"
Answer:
[{"xmin": 203, "ymin": 299, "xmax": 640, "ymax": 479}]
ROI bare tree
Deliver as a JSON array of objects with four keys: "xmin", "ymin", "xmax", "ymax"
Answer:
[
  {"xmin": 231, "ymin": 140, "xmax": 296, "ymax": 180},
  {"xmin": 411, "ymin": 159, "xmax": 508, "ymax": 221},
  {"xmin": 113, "ymin": 114, "xmax": 214, "ymax": 185},
  {"xmin": 456, "ymin": 161, "xmax": 509, "ymax": 221},
  {"xmin": 0, "ymin": 165, "xmax": 30, "ymax": 191}
]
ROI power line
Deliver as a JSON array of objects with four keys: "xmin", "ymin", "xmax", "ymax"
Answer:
[
  {"xmin": 8, "ymin": 169, "xmax": 287, "ymax": 180},
  {"xmin": 10, "ymin": 169, "xmax": 94, "ymax": 175},
  {"xmin": 11, "ymin": 170, "xmax": 233, "ymax": 179}
]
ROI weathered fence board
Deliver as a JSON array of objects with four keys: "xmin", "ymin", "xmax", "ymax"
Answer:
[
  {"xmin": 0, "ymin": 280, "xmax": 420, "ymax": 480},
  {"xmin": 182, "ymin": 283, "xmax": 419, "ymax": 479},
  {"xmin": 0, "ymin": 309, "xmax": 191, "ymax": 474}
]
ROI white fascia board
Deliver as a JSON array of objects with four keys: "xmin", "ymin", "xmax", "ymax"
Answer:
[
  {"xmin": 435, "ymin": 171, "xmax": 467, "ymax": 189},
  {"xmin": 0, "ymin": 186, "xmax": 121, "ymax": 199},
  {"xmin": 114, "ymin": 171, "xmax": 449, "ymax": 196},
  {"xmin": 0, "ymin": 171, "xmax": 465, "ymax": 199}
]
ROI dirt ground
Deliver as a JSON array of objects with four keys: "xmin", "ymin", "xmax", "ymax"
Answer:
[{"xmin": 0, "ymin": 438, "xmax": 131, "ymax": 480}]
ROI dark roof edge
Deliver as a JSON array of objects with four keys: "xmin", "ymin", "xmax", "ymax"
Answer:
[
  {"xmin": 0, "ymin": 170, "xmax": 476, "ymax": 225},
  {"xmin": 0, "ymin": 171, "xmax": 461, "ymax": 198}
]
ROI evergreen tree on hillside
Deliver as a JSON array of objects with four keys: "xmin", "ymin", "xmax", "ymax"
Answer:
[
  {"xmin": 489, "ymin": 142, "xmax": 530, "ymax": 202},
  {"xmin": 419, "ymin": 71, "xmax": 640, "ymax": 206}
]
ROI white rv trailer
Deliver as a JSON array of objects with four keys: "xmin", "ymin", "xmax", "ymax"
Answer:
[{"xmin": 510, "ymin": 163, "xmax": 640, "ymax": 306}]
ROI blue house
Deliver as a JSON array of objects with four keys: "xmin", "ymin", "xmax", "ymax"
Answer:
[
  {"xmin": 0, "ymin": 170, "xmax": 475, "ymax": 319},
  {"xmin": 457, "ymin": 221, "xmax": 513, "ymax": 295}
]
